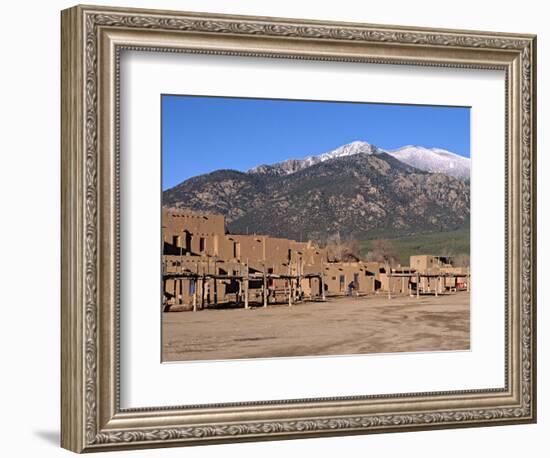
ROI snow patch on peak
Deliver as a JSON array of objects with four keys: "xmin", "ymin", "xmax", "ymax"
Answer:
[
  {"xmin": 306, "ymin": 141, "xmax": 379, "ymax": 164},
  {"xmin": 247, "ymin": 140, "xmax": 470, "ymax": 180},
  {"xmin": 387, "ymin": 146, "xmax": 470, "ymax": 179},
  {"xmin": 247, "ymin": 140, "xmax": 379, "ymax": 176}
]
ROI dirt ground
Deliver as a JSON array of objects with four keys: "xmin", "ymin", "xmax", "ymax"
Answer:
[{"xmin": 162, "ymin": 291, "xmax": 470, "ymax": 362}]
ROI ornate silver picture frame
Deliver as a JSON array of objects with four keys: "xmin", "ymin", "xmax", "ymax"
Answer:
[{"xmin": 61, "ymin": 4, "xmax": 536, "ymax": 453}]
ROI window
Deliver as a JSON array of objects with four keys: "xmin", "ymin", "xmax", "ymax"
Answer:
[{"xmin": 199, "ymin": 237, "xmax": 205, "ymax": 253}]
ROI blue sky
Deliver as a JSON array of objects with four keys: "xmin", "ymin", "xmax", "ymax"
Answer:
[{"xmin": 162, "ymin": 95, "xmax": 470, "ymax": 190}]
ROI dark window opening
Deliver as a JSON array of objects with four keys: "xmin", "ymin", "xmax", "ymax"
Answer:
[{"xmin": 184, "ymin": 231, "xmax": 192, "ymax": 250}]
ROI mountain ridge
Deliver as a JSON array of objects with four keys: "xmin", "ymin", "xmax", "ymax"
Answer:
[
  {"xmin": 163, "ymin": 147, "xmax": 470, "ymax": 243},
  {"xmin": 247, "ymin": 140, "xmax": 470, "ymax": 180}
]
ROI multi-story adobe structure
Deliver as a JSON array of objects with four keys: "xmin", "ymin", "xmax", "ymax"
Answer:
[
  {"xmin": 162, "ymin": 209, "xmax": 469, "ymax": 310},
  {"xmin": 321, "ymin": 261, "xmax": 376, "ymax": 296},
  {"xmin": 162, "ymin": 209, "xmax": 380, "ymax": 310},
  {"xmin": 410, "ymin": 255, "xmax": 452, "ymax": 272},
  {"xmin": 409, "ymin": 255, "xmax": 469, "ymax": 292}
]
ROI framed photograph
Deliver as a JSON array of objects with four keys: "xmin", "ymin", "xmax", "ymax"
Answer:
[{"xmin": 61, "ymin": 4, "xmax": 537, "ymax": 453}]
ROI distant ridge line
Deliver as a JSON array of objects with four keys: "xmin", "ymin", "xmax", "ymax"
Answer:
[{"xmin": 247, "ymin": 140, "xmax": 470, "ymax": 180}]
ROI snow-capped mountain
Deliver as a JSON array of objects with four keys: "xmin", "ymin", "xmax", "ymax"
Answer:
[
  {"xmin": 248, "ymin": 141, "xmax": 383, "ymax": 176},
  {"xmin": 387, "ymin": 145, "xmax": 470, "ymax": 180},
  {"xmin": 313, "ymin": 140, "xmax": 383, "ymax": 162},
  {"xmin": 248, "ymin": 140, "xmax": 470, "ymax": 180},
  {"xmin": 164, "ymin": 149, "xmax": 470, "ymax": 242}
]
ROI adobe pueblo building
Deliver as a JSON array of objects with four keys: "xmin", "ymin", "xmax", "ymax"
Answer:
[{"xmin": 162, "ymin": 209, "xmax": 469, "ymax": 311}]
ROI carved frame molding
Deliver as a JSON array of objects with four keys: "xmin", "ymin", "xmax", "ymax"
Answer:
[{"xmin": 61, "ymin": 5, "xmax": 536, "ymax": 452}]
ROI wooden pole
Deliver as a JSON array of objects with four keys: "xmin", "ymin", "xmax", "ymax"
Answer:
[
  {"xmin": 237, "ymin": 261, "xmax": 242, "ymax": 304},
  {"xmin": 244, "ymin": 259, "xmax": 249, "ymax": 309},
  {"xmin": 296, "ymin": 256, "xmax": 303, "ymax": 300},
  {"xmin": 387, "ymin": 274, "xmax": 392, "ymax": 300},
  {"xmin": 213, "ymin": 277, "xmax": 218, "ymax": 306},
  {"xmin": 435, "ymin": 276, "xmax": 439, "ymax": 297},
  {"xmin": 416, "ymin": 273, "xmax": 420, "ymax": 298},
  {"xmin": 263, "ymin": 263, "xmax": 267, "ymax": 307},
  {"xmin": 213, "ymin": 258, "xmax": 218, "ymax": 305},
  {"xmin": 288, "ymin": 279, "xmax": 293, "ymax": 307},
  {"xmin": 293, "ymin": 261, "xmax": 297, "ymax": 302},
  {"xmin": 288, "ymin": 262, "xmax": 292, "ymax": 307},
  {"xmin": 179, "ymin": 231, "xmax": 183, "ymax": 273},
  {"xmin": 200, "ymin": 272, "xmax": 205, "ymax": 310},
  {"xmin": 194, "ymin": 261, "xmax": 199, "ymax": 311},
  {"xmin": 192, "ymin": 278, "xmax": 197, "ymax": 312},
  {"xmin": 321, "ymin": 260, "xmax": 326, "ymax": 301},
  {"xmin": 244, "ymin": 278, "xmax": 249, "ymax": 309}
]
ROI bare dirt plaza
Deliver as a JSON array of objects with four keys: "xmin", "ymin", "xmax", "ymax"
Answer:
[{"xmin": 162, "ymin": 291, "xmax": 470, "ymax": 362}]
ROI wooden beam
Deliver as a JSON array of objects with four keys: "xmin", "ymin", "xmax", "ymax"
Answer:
[
  {"xmin": 244, "ymin": 259, "xmax": 249, "ymax": 309},
  {"xmin": 288, "ymin": 262, "xmax": 292, "ymax": 307},
  {"xmin": 263, "ymin": 264, "xmax": 268, "ymax": 308},
  {"xmin": 192, "ymin": 279, "xmax": 197, "ymax": 312},
  {"xmin": 200, "ymin": 275, "xmax": 205, "ymax": 310},
  {"xmin": 244, "ymin": 278, "xmax": 249, "ymax": 309},
  {"xmin": 321, "ymin": 260, "xmax": 326, "ymax": 301}
]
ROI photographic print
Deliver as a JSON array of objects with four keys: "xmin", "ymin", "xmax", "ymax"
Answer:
[{"xmin": 161, "ymin": 95, "xmax": 471, "ymax": 362}]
